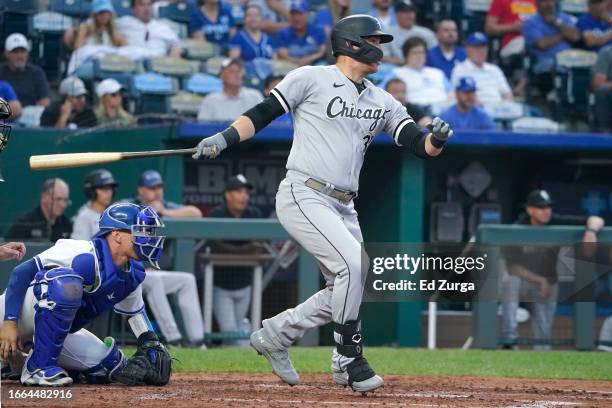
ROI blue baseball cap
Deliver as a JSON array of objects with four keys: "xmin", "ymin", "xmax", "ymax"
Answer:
[
  {"xmin": 465, "ymin": 32, "xmax": 489, "ymax": 46},
  {"xmin": 456, "ymin": 76, "xmax": 477, "ymax": 92},
  {"xmin": 289, "ymin": 0, "xmax": 309, "ymax": 13},
  {"xmin": 92, "ymin": 0, "xmax": 115, "ymax": 14},
  {"xmin": 139, "ymin": 170, "xmax": 164, "ymax": 188}
]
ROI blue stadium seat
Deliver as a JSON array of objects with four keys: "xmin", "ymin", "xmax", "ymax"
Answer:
[
  {"xmin": 0, "ymin": 0, "xmax": 37, "ymax": 13},
  {"xmin": 111, "ymin": 0, "xmax": 132, "ymax": 17},
  {"xmin": 50, "ymin": 0, "xmax": 92, "ymax": 18},
  {"xmin": 157, "ymin": 1, "xmax": 194, "ymax": 24},
  {"xmin": 133, "ymin": 72, "xmax": 176, "ymax": 114},
  {"xmin": 184, "ymin": 73, "xmax": 222, "ymax": 95}
]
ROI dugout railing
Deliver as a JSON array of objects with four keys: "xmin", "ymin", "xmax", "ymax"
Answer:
[{"xmin": 474, "ymin": 225, "xmax": 612, "ymax": 350}]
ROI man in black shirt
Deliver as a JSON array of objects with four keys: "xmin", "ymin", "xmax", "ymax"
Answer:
[
  {"xmin": 40, "ymin": 77, "xmax": 97, "ymax": 129},
  {"xmin": 208, "ymin": 174, "xmax": 264, "ymax": 346},
  {"xmin": 1, "ymin": 33, "xmax": 51, "ymax": 107},
  {"xmin": 501, "ymin": 189, "xmax": 605, "ymax": 350},
  {"xmin": 7, "ymin": 178, "xmax": 72, "ymax": 242}
]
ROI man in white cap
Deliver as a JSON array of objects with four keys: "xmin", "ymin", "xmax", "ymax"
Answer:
[
  {"xmin": 197, "ymin": 58, "xmax": 263, "ymax": 122},
  {"xmin": 40, "ymin": 77, "xmax": 98, "ymax": 128},
  {"xmin": 0, "ymin": 33, "xmax": 50, "ymax": 108},
  {"xmin": 94, "ymin": 78, "xmax": 134, "ymax": 126}
]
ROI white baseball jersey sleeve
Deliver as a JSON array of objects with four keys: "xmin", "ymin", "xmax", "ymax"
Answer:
[{"xmin": 270, "ymin": 65, "xmax": 414, "ymax": 192}]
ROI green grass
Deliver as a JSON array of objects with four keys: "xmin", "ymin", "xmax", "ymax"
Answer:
[{"xmin": 138, "ymin": 347, "xmax": 612, "ymax": 381}]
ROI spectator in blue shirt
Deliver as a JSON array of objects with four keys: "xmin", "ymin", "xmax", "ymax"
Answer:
[
  {"xmin": 523, "ymin": 0, "xmax": 580, "ymax": 74},
  {"xmin": 576, "ymin": 0, "xmax": 612, "ymax": 52},
  {"xmin": 189, "ymin": 0, "xmax": 236, "ymax": 48},
  {"xmin": 427, "ymin": 20, "xmax": 467, "ymax": 79},
  {"xmin": 367, "ymin": 0, "xmax": 397, "ymax": 28},
  {"xmin": 229, "ymin": 4, "xmax": 274, "ymax": 61},
  {"xmin": 0, "ymin": 80, "xmax": 22, "ymax": 119},
  {"xmin": 274, "ymin": 0, "xmax": 326, "ymax": 66},
  {"xmin": 440, "ymin": 77, "xmax": 496, "ymax": 131},
  {"xmin": 313, "ymin": 0, "xmax": 351, "ymax": 37}
]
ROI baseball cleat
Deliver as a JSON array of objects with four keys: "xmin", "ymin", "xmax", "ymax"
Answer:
[
  {"xmin": 334, "ymin": 357, "xmax": 384, "ymax": 393},
  {"xmin": 250, "ymin": 329, "xmax": 300, "ymax": 386},
  {"xmin": 21, "ymin": 366, "xmax": 73, "ymax": 387}
]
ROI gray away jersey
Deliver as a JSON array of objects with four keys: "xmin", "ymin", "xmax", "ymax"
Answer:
[{"xmin": 270, "ymin": 65, "xmax": 414, "ymax": 192}]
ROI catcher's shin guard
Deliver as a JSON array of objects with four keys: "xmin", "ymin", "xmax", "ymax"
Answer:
[
  {"xmin": 333, "ymin": 320, "xmax": 383, "ymax": 393},
  {"xmin": 22, "ymin": 268, "xmax": 83, "ymax": 386},
  {"xmin": 80, "ymin": 337, "xmax": 126, "ymax": 384}
]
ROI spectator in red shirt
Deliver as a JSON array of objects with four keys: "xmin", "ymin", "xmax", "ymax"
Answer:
[{"xmin": 486, "ymin": 0, "xmax": 537, "ymax": 58}]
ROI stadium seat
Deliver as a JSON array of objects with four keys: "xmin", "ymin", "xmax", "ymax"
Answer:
[
  {"xmin": 181, "ymin": 39, "xmax": 215, "ymax": 61},
  {"xmin": 30, "ymin": 11, "xmax": 74, "ymax": 81},
  {"xmin": 157, "ymin": 1, "xmax": 194, "ymax": 24},
  {"xmin": 554, "ymin": 49, "xmax": 598, "ymax": 121},
  {"xmin": 132, "ymin": 72, "xmax": 177, "ymax": 114},
  {"xmin": 0, "ymin": 0, "xmax": 37, "ymax": 13},
  {"xmin": 159, "ymin": 18, "xmax": 188, "ymax": 39},
  {"xmin": 97, "ymin": 54, "xmax": 138, "ymax": 74},
  {"xmin": 184, "ymin": 73, "xmax": 222, "ymax": 95},
  {"xmin": 111, "ymin": 0, "xmax": 132, "ymax": 17},
  {"xmin": 560, "ymin": 0, "xmax": 587, "ymax": 15},
  {"xmin": 511, "ymin": 116, "xmax": 560, "ymax": 132},
  {"xmin": 204, "ymin": 56, "xmax": 226, "ymax": 75},
  {"xmin": 31, "ymin": 11, "xmax": 74, "ymax": 32},
  {"xmin": 432, "ymin": 0, "xmax": 464, "ymax": 22},
  {"xmin": 149, "ymin": 56, "xmax": 195, "ymax": 78},
  {"xmin": 170, "ymin": 91, "xmax": 203, "ymax": 116},
  {"xmin": 50, "ymin": 0, "xmax": 92, "ymax": 18}
]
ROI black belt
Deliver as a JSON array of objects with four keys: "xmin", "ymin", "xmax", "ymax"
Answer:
[{"xmin": 304, "ymin": 178, "xmax": 356, "ymax": 204}]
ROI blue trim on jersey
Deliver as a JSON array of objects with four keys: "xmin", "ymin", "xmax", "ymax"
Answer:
[
  {"xmin": 3, "ymin": 258, "xmax": 39, "ymax": 321},
  {"xmin": 34, "ymin": 256, "xmax": 43, "ymax": 271}
]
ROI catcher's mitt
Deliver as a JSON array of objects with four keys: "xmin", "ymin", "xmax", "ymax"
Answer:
[{"xmin": 134, "ymin": 331, "xmax": 172, "ymax": 385}]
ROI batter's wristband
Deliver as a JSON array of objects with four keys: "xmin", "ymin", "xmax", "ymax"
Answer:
[
  {"xmin": 221, "ymin": 126, "xmax": 240, "ymax": 147},
  {"xmin": 430, "ymin": 134, "xmax": 447, "ymax": 149}
]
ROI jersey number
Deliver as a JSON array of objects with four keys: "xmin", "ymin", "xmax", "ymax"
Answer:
[{"xmin": 363, "ymin": 134, "xmax": 374, "ymax": 153}]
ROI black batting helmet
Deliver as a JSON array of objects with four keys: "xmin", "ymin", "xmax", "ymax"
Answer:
[
  {"xmin": 83, "ymin": 169, "xmax": 118, "ymax": 200},
  {"xmin": 331, "ymin": 15, "xmax": 393, "ymax": 64},
  {"xmin": 0, "ymin": 97, "xmax": 12, "ymax": 153}
]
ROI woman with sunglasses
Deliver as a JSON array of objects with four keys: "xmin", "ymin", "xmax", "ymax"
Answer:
[{"xmin": 94, "ymin": 78, "xmax": 134, "ymax": 126}]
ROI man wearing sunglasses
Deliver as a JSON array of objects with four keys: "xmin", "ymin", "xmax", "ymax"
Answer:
[
  {"xmin": 95, "ymin": 78, "xmax": 135, "ymax": 127},
  {"xmin": 7, "ymin": 178, "xmax": 73, "ymax": 242}
]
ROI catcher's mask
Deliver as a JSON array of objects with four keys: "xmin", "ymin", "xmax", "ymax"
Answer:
[{"xmin": 0, "ymin": 97, "xmax": 12, "ymax": 153}]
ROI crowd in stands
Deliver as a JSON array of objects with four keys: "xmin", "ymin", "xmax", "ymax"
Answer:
[{"xmin": 0, "ymin": 0, "xmax": 610, "ymax": 132}]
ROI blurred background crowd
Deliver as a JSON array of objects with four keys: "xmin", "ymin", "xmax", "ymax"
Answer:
[{"xmin": 0, "ymin": 0, "xmax": 610, "ymax": 132}]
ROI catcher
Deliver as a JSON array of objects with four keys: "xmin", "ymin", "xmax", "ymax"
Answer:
[{"xmin": 0, "ymin": 202, "xmax": 172, "ymax": 386}]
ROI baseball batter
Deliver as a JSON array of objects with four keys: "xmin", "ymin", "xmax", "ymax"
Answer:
[
  {"xmin": 193, "ymin": 15, "xmax": 453, "ymax": 393},
  {"xmin": 0, "ymin": 203, "xmax": 171, "ymax": 386}
]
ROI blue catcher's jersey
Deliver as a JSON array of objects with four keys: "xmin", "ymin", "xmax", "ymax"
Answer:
[{"xmin": 33, "ymin": 238, "xmax": 146, "ymax": 332}]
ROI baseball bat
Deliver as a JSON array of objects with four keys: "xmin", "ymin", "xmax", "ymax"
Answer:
[{"xmin": 29, "ymin": 148, "xmax": 197, "ymax": 170}]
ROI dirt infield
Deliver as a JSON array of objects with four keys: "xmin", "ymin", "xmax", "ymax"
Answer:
[{"xmin": 2, "ymin": 373, "xmax": 612, "ymax": 407}]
